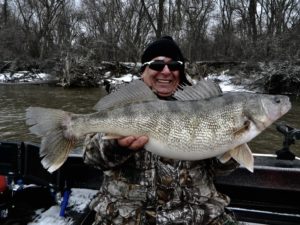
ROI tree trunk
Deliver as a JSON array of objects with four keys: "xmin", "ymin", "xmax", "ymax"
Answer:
[
  {"xmin": 249, "ymin": 0, "xmax": 257, "ymax": 42},
  {"xmin": 156, "ymin": 0, "xmax": 165, "ymax": 38},
  {"xmin": 3, "ymin": 0, "xmax": 8, "ymax": 25}
]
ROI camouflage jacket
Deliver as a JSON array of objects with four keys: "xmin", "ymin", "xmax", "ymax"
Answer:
[
  {"xmin": 82, "ymin": 81, "xmax": 238, "ymax": 224},
  {"xmin": 83, "ymin": 133, "xmax": 239, "ymax": 225}
]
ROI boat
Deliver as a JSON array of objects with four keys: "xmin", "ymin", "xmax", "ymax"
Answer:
[{"xmin": 0, "ymin": 124, "xmax": 299, "ymax": 225}]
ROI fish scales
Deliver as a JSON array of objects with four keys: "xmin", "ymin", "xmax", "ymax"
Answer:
[
  {"xmin": 71, "ymin": 95, "xmax": 249, "ymax": 154},
  {"xmin": 25, "ymin": 80, "xmax": 291, "ymax": 172},
  {"xmin": 60, "ymin": 94, "xmax": 283, "ymax": 155}
]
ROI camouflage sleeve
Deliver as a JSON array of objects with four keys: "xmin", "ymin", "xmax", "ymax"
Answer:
[{"xmin": 83, "ymin": 133, "xmax": 135, "ymax": 170}]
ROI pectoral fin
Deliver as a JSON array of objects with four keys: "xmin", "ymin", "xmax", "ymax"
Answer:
[{"xmin": 218, "ymin": 151, "xmax": 232, "ymax": 163}]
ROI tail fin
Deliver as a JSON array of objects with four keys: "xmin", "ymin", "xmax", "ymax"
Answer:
[{"xmin": 26, "ymin": 107, "xmax": 76, "ymax": 173}]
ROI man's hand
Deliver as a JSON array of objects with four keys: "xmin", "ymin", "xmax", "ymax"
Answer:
[{"xmin": 117, "ymin": 136, "xmax": 149, "ymax": 151}]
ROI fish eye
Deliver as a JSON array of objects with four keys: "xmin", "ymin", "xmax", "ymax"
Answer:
[{"xmin": 274, "ymin": 97, "xmax": 281, "ymax": 104}]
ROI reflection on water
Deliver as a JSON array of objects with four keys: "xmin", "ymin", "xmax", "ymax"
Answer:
[
  {"xmin": 0, "ymin": 84, "xmax": 299, "ymax": 156},
  {"xmin": 0, "ymin": 84, "xmax": 106, "ymax": 143}
]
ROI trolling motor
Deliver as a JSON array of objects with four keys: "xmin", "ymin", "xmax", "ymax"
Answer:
[{"xmin": 276, "ymin": 124, "xmax": 300, "ymax": 160}]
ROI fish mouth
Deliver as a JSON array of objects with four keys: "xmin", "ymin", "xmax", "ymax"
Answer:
[
  {"xmin": 258, "ymin": 95, "xmax": 292, "ymax": 130},
  {"xmin": 281, "ymin": 100, "xmax": 292, "ymax": 115}
]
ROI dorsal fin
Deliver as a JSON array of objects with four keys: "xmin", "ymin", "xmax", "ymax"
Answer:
[
  {"xmin": 174, "ymin": 79, "xmax": 222, "ymax": 101},
  {"xmin": 94, "ymin": 79, "xmax": 158, "ymax": 111}
]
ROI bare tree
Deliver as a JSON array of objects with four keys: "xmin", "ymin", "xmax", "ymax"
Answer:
[
  {"xmin": 248, "ymin": 0, "xmax": 257, "ymax": 41},
  {"xmin": 118, "ymin": 0, "xmax": 152, "ymax": 61},
  {"xmin": 258, "ymin": 0, "xmax": 299, "ymax": 35},
  {"xmin": 1, "ymin": 0, "xmax": 299, "ymax": 63},
  {"xmin": 214, "ymin": 0, "xmax": 237, "ymax": 58},
  {"xmin": 14, "ymin": 0, "xmax": 65, "ymax": 59},
  {"xmin": 180, "ymin": 0, "xmax": 215, "ymax": 60},
  {"xmin": 141, "ymin": 0, "xmax": 165, "ymax": 38},
  {"xmin": 82, "ymin": 0, "xmax": 126, "ymax": 60},
  {"xmin": 1, "ymin": 0, "xmax": 9, "ymax": 25}
]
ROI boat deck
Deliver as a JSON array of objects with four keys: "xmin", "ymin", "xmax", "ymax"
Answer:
[
  {"xmin": 1, "ymin": 142, "xmax": 300, "ymax": 224},
  {"xmin": 216, "ymin": 154, "xmax": 300, "ymax": 225}
]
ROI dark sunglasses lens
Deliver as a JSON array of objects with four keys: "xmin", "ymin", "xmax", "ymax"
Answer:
[
  {"xmin": 168, "ymin": 61, "xmax": 182, "ymax": 71},
  {"xmin": 149, "ymin": 61, "xmax": 165, "ymax": 71},
  {"xmin": 148, "ymin": 61, "xmax": 182, "ymax": 71}
]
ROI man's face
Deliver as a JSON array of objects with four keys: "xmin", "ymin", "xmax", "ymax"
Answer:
[{"xmin": 141, "ymin": 56, "xmax": 181, "ymax": 97}]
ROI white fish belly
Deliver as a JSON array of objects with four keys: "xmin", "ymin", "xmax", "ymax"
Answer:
[
  {"xmin": 144, "ymin": 123, "xmax": 260, "ymax": 160},
  {"xmin": 145, "ymin": 137, "xmax": 223, "ymax": 160}
]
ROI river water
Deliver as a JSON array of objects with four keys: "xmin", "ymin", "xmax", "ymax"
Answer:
[{"xmin": 0, "ymin": 84, "xmax": 299, "ymax": 156}]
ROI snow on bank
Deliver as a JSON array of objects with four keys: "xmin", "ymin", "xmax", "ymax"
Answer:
[
  {"xmin": 112, "ymin": 74, "xmax": 139, "ymax": 83},
  {"xmin": 208, "ymin": 70, "xmax": 249, "ymax": 92},
  {"xmin": 0, "ymin": 72, "xmax": 52, "ymax": 83},
  {"xmin": 1, "ymin": 69, "xmax": 250, "ymax": 94},
  {"xmin": 29, "ymin": 188, "xmax": 97, "ymax": 225}
]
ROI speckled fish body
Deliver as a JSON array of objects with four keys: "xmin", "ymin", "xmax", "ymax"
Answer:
[{"xmin": 26, "ymin": 80, "xmax": 291, "ymax": 172}]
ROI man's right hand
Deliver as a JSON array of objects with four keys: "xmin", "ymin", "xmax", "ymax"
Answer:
[{"xmin": 117, "ymin": 136, "xmax": 149, "ymax": 151}]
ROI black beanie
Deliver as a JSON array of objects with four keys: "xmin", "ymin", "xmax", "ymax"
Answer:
[{"xmin": 141, "ymin": 36, "xmax": 191, "ymax": 85}]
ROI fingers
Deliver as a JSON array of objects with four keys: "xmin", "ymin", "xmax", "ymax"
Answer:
[
  {"xmin": 130, "ymin": 136, "xmax": 149, "ymax": 150},
  {"xmin": 118, "ymin": 136, "xmax": 149, "ymax": 151}
]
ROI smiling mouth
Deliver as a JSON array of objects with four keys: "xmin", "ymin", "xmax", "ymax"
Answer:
[{"xmin": 156, "ymin": 79, "xmax": 172, "ymax": 84}]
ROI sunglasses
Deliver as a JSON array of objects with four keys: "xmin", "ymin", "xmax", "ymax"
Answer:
[{"xmin": 143, "ymin": 60, "xmax": 183, "ymax": 71}]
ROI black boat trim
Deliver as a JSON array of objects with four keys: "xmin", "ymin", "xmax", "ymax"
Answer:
[
  {"xmin": 229, "ymin": 206, "xmax": 300, "ymax": 218},
  {"xmin": 229, "ymin": 206, "xmax": 300, "ymax": 225}
]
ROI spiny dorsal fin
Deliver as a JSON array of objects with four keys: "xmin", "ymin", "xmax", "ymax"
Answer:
[
  {"xmin": 94, "ymin": 80, "xmax": 158, "ymax": 111},
  {"xmin": 174, "ymin": 79, "xmax": 222, "ymax": 101}
]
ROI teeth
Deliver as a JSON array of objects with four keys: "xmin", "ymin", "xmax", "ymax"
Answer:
[{"xmin": 157, "ymin": 79, "xmax": 171, "ymax": 83}]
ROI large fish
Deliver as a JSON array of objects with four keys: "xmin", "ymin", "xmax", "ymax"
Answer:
[{"xmin": 26, "ymin": 80, "xmax": 291, "ymax": 173}]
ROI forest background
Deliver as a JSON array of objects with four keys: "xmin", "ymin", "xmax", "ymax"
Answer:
[{"xmin": 0, "ymin": 0, "xmax": 299, "ymax": 87}]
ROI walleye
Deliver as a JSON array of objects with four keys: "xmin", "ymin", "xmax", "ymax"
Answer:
[{"xmin": 26, "ymin": 80, "xmax": 291, "ymax": 173}]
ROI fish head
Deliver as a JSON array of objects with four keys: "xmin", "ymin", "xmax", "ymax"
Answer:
[{"xmin": 244, "ymin": 94, "xmax": 291, "ymax": 131}]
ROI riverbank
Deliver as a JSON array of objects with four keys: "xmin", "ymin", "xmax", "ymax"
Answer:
[{"xmin": 1, "ymin": 60, "xmax": 300, "ymax": 95}]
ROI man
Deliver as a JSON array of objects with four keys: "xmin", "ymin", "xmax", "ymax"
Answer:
[{"xmin": 83, "ymin": 36, "xmax": 238, "ymax": 225}]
